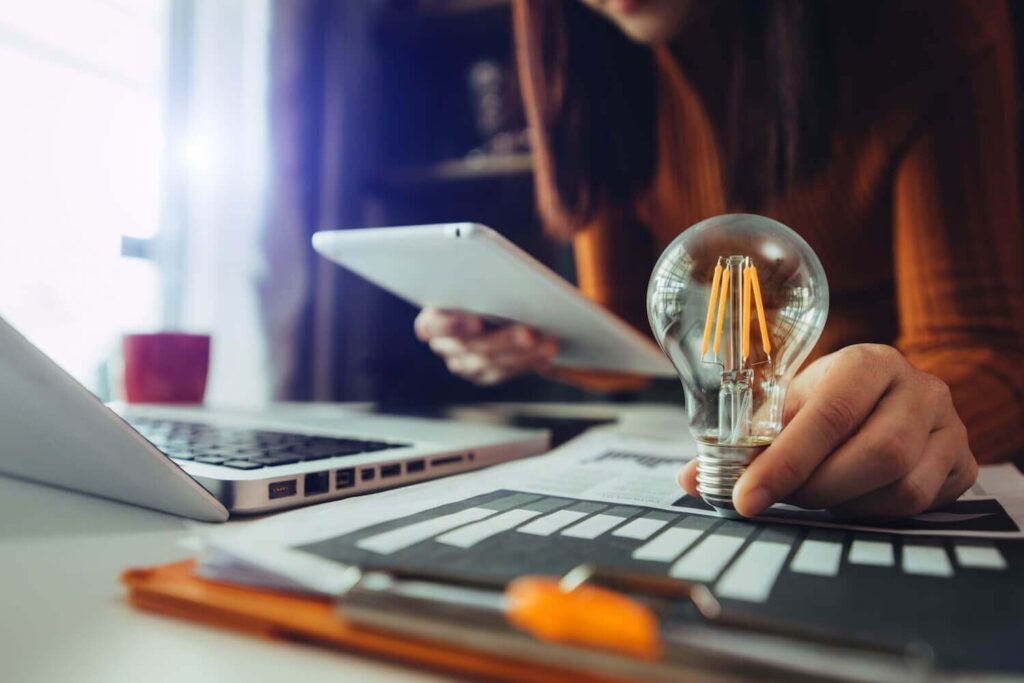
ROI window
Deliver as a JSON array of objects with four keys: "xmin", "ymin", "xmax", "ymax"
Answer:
[{"xmin": 0, "ymin": 0, "xmax": 168, "ymax": 394}]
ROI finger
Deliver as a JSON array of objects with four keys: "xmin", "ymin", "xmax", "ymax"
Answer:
[
  {"xmin": 791, "ymin": 378, "xmax": 936, "ymax": 509},
  {"xmin": 733, "ymin": 345, "xmax": 903, "ymax": 517},
  {"xmin": 829, "ymin": 426, "xmax": 960, "ymax": 518},
  {"xmin": 486, "ymin": 337, "xmax": 558, "ymax": 366},
  {"xmin": 462, "ymin": 356, "xmax": 534, "ymax": 385},
  {"xmin": 429, "ymin": 336, "xmax": 466, "ymax": 358},
  {"xmin": 414, "ymin": 308, "xmax": 484, "ymax": 341},
  {"xmin": 460, "ymin": 344, "xmax": 558, "ymax": 383},
  {"xmin": 777, "ymin": 352, "xmax": 839, "ymax": 424},
  {"xmin": 933, "ymin": 423, "xmax": 978, "ymax": 506},
  {"xmin": 459, "ymin": 325, "xmax": 546, "ymax": 354},
  {"xmin": 429, "ymin": 325, "xmax": 555, "ymax": 358},
  {"xmin": 434, "ymin": 336, "xmax": 557, "ymax": 371},
  {"xmin": 678, "ymin": 460, "xmax": 699, "ymax": 497}
]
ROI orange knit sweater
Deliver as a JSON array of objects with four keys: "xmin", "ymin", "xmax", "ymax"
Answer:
[{"xmin": 518, "ymin": 1, "xmax": 1024, "ymax": 462}]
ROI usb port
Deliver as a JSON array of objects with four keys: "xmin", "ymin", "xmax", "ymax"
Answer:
[
  {"xmin": 380, "ymin": 463, "xmax": 401, "ymax": 478},
  {"xmin": 305, "ymin": 471, "xmax": 329, "ymax": 496},
  {"xmin": 268, "ymin": 479, "xmax": 297, "ymax": 499},
  {"xmin": 430, "ymin": 455, "xmax": 463, "ymax": 467},
  {"xmin": 336, "ymin": 467, "xmax": 356, "ymax": 488},
  {"xmin": 360, "ymin": 467, "xmax": 376, "ymax": 481},
  {"xmin": 406, "ymin": 459, "xmax": 426, "ymax": 473}
]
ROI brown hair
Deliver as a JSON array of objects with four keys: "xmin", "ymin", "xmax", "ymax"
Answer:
[{"xmin": 514, "ymin": 0, "xmax": 840, "ymax": 237}]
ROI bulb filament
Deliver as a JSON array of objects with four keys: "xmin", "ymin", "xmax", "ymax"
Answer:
[{"xmin": 701, "ymin": 256, "xmax": 771, "ymax": 367}]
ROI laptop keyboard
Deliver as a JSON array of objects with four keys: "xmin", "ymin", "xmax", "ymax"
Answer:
[{"xmin": 128, "ymin": 418, "xmax": 411, "ymax": 470}]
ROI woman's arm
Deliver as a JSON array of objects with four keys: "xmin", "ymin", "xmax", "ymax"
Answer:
[
  {"xmin": 676, "ymin": 2, "xmax": 1017, "ymax": 516},
  {"xmin": 891, "ymin": 8, "xmax": 1024, "ymax": 463}
]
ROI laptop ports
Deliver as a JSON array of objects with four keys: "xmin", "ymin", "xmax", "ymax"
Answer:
[
  {"xmin": 430, "ymin": 454, "xmax": 463, "ymax": 467},
  {"xmin": 268, "ymin": 479, "xmax": 297, "ymax": 499},
  {"xmin": 305, "ymin": 471, "xmax": 329, "ymax": 496},
  {"xmin": 336, "ymin": 467, "xmax": 356, "ymax": 489},
  {"xmin": 380, "ymin": 463, "xmax": 401, "ymax": 478}
]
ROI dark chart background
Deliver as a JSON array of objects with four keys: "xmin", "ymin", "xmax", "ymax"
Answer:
[{"xmin": 301, "ymin": 488, "xmax": 1024, "ymax": 673}]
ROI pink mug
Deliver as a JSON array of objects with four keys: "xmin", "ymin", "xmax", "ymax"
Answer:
[{"xmin": 122, "ymin": 333, "xmax": 210, "ymax": 404}]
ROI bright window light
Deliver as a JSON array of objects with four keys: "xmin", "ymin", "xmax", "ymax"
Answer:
[{"xmin": 0, "ymin": 0, "xmax": 167, "ymax": 393}]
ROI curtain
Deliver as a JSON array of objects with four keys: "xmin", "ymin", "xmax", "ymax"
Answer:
[
  {"xmin": 163, "ymin": 0, "xmax": 273, "ymax": 407},
  {"xmin": 260, "ymin": 0, "xmax": 380, "ymax": 400}
]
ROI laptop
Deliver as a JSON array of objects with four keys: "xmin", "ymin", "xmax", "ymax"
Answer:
[{"xmin": 0, "ymin": 315, "xmax": 549, "ymax": 522}]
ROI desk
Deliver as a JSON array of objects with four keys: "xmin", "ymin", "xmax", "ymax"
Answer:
[
  {"xmin": 0, "ymin": 402, "xmax": 663, "ymax": 683},
  {"xmin": 3, "ymin": 402, "xmax": 1009, "ymax": 683}
]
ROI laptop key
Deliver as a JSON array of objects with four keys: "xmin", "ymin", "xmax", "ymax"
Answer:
[
  {"xmin": 194, "ymin": 456, "xmax": 227, "ymax": 465},
  {"xmin": 222, "ymin": 460, "xmax": 265, "ymax": 470},
  {"xmin": 165, "ymin": 451, "xmax": 195, "ymax": 461},
  {"xmin": 251, "ymin": 455, "xmax": 300, "ymax": 466},
  {"xmin": 293, "ymin": 452, "xmax": 341, "ymax": 461}
]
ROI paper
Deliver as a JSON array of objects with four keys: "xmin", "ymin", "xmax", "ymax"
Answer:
[
  {"xmin": 200, "ymin": 426, "xmax": 1024, "ymax": 597},
  {"xmin": 195, "ymin": 425, "xmax": 1024, "ymax": 675}
]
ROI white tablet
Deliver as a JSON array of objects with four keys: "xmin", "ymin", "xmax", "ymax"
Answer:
[{"xmin": 312, "ymin": 223, "xmax": 675, "ymax": 377}]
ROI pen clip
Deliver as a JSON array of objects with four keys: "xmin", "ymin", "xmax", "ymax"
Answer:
[
  {"xmin": 555, "ymin": 564, "xmax": 932, "ymax": 668},
  {"xmin": 336, "ymin": 562, "xmax": 933, "ymax": 673}
]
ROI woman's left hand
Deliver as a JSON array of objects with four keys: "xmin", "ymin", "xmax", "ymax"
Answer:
[{"xmin": 679, "ymin": 344, "xmax": 978, "ymax": 518}]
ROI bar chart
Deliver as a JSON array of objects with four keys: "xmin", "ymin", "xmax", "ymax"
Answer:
[
  {"xmin": 300, "ymin": 489, "xmax": 1014, "ymax": 602},
  {"xmin": 298, "ymin": 488, "xmax": 1024, "ymax": 670}
]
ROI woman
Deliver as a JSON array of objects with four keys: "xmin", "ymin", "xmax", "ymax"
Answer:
[{"xmin": 416, "ymin": 0, "xmax": 1024, "ymax": 518}]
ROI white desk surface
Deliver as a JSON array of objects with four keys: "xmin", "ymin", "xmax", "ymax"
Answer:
[
  {"xmin": 0, "ymin": 401, "xmax": 671, "ymax": 683},
  {"xmin": 3, "ymin": 402, "xmax": 1009, "ymax": 683}
]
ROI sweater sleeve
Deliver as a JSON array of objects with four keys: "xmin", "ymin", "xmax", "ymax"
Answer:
[{"xmin": 892, "ymin": 9, "xmax": 1024, "ymax": 462}]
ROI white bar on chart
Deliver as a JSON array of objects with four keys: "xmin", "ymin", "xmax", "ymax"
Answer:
[
  {"xmin": 357, "ymin": 507, "xmax": 496, "ymax": 554},
  {"xmin": 612, "ymin": 517, "xmax": 670, "ymax": 541},
  {"xmin": 561, "ymin": 514, "xmax": 627, "ymax": 539},
  {"xmin": 848, "ymin": 538, "xmax": 894, "ymax": 567},
  {"xmin": 632, "ymin": 527, "xmax": 704, "ymax": 562},
  {"xmin": 902, "ymin": 544, "xmax": 954, "ymax": 577},
  {"xmin": 716, "ymin": 539, "xmax": 791, "ymax": 603},
  {"xmin": 436, "ymin": 509, "xmax": 542, "ymax": 549},
  {"xmin": 669, "ymin": 534, "xmax": 746, "ymax": 582},
  {"xmin": 517, "ymin": 510, "xmax": 588, "ymax": 537},
  {"xmin": 953, "ymin": 543, "xmax": 1008, "ymax": 570},
  {"xmin": 790, "ymin": 539, "xmax": 843, "ymax": 577}
]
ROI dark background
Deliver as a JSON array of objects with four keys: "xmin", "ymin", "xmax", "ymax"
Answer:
[{"xmin": 257, "ymin": 0, "xmax": 1024, "ymax": 410}]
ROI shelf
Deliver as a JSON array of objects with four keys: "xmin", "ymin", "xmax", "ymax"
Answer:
[
  {"xmin": 370, "ymin": 153, "xmax": 533, "ymax": 187},
  {"xmin": 402, "ymin": 0, "xmax": 510, "ymax": 17}
]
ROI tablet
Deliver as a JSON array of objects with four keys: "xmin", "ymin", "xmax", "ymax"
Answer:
[{"xmin": 312, "ymin": 223, "xmax": 675, "ymax": 377}]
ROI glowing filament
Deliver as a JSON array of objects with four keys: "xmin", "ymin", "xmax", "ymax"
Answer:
[
  {"xmin": 741, "ymin": 263, "xmax": 752, "ymax": 361},
  {"xmin": 700, "ymin": 261, "xmax": 723, "ymax": 356},
  {"xmin": 750, "ymin": 265, "xmax": 771, "ymax": 356},
  {"xmin": 700, "ymin": 258, "xmax": 772, "ymax": 364},
  {"xmin": 712, "ymin": 269, "xmax": 730, "ymax": 355}
]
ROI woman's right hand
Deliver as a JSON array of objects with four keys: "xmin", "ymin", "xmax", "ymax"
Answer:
[{"xmin": 414, "ymin": 308, "xmax": 558, "ymax": 385}]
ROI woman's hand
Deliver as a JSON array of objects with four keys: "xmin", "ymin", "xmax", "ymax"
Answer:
[
  {"xmin": 680, "ymin": 344, "xmax": 978, "ymax": 518},
  {"xmin": 414, "ymin": 308, "xmax": 558, "ymax": 386}
]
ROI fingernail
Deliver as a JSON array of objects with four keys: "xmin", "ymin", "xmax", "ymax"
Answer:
[
  {"xmin": 736, "ymin": 486, "xmax": 772, "ymax": 517},
  {"xmin": 429, "ymin": 337, "xmax": 460, "ymax": 354},
  {"xmin": 515, "ymin": 327, "xmax": 534, "ymax": 348}
]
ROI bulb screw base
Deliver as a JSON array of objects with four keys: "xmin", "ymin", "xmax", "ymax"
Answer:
[{"xmin": 695, "ymin": 441, "xmax": 768, "ymax": 518}]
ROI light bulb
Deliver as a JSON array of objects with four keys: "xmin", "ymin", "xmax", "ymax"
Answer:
[{"xmin": 647, "ymin": 214, "xmax": 829, "ymax": 517}]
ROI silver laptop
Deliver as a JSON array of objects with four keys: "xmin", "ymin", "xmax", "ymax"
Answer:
[{"xmin": 0, "ymin": 315, "xmax": 548, "ymax": 521}]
